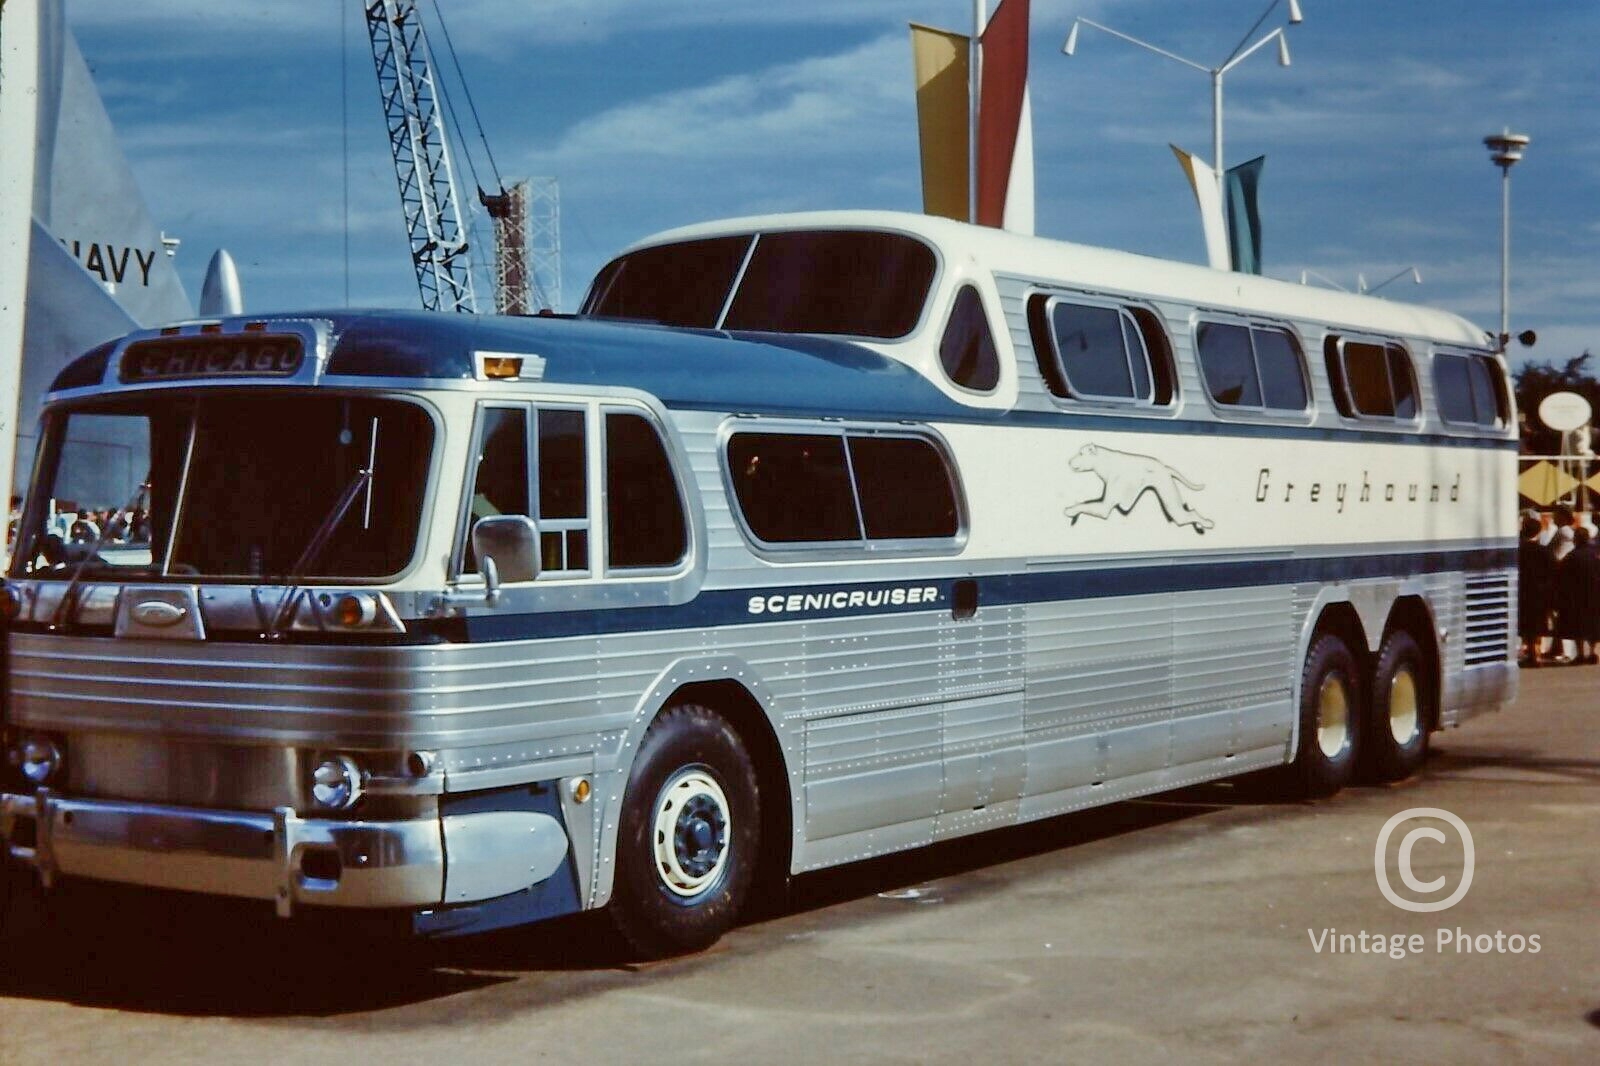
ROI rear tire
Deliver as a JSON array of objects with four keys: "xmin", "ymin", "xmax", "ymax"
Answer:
[
  {"xmin": 608, "ymin": 703, "xmax": 760, "ymax": 958},
  {"xmin": 1288, "ymin": 634, "xmax": 1363, "ymax": 798},
  {"xmin": 1365, "ymin": 630, "xmax": 1432, "ymax": 782}
]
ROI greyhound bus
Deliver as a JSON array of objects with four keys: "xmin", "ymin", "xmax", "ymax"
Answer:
[{"xmin": 0, "ymin": 212, "xmax": 1516, "ymax": 955}]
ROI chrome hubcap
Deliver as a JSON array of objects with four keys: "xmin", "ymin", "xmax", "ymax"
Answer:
[
  {"xmin": 1316, "ymin": 673, "xmax": 1351, "ymax": 759},
  {"xmin": 1389, "ymin": 665, "xmax": 1420, "ymax": 745},
  {"xmin": 652, "ymin": 767, "xmax": 730, "ymax": 898}
]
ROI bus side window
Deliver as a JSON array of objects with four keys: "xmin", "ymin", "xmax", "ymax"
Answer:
[
  {"xmin": 463, "ymin": 406, "xmax": 530, "ymax": 575},
  {"xmin": 1469, "ymin": 355, "xmax": 1510, "ymax": 427},
  {"xmin": 1326, "ymin": 336, "xmax": 1416, "ymax": 421},
  {"xmin": 1027, "ymin": 294, "xmax": 1170, "ymax": 406},
  {"xmin": 605, "ymin": 411, "xmax": 687, "ymax": 569},
  {"xmin": 1196, "ymin": 321, "xmax": 1308, "ymax": 412},
  {"xmin": 728, "ymin": 432, "xmax": 859, "ymax": 544},
  {"xmin": 1435, "ymin": 352, "xmax": 1508, "ymax": 429},
  {"xmin": 848, "ymin": 435, "xmax": 959, "ymax": 540},
  {"xmin": 1433, "ymin": 354, "xmax": 1477, "ymax": 424}
]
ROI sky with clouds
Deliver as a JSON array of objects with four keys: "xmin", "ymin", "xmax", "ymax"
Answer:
[{"xmin": 67, "ymin": 0, "xmax": 1598, "ymax": 366}]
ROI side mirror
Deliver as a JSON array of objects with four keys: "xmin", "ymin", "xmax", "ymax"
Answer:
[{"xmin": 471, "ymin": 515, "xmax": 541, "ymax": 587}]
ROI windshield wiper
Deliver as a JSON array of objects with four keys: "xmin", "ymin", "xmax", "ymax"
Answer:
[
  {"xmin": 49, "ymin": 479, "xmax": 151, "ymax": 629},
  {"xmin": 265, "ymin": 466, "xmax": 373, "ymax": 639}
]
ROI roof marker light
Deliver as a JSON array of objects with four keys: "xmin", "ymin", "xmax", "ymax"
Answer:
[{"xmin": 482, "ymin": 355, "xmax": 523, "ymax": 379}]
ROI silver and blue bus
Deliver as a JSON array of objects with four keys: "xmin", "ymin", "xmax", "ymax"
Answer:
[{"xmin": 0, "ymin": 212, "xmax": 1516, "ymax": 955}]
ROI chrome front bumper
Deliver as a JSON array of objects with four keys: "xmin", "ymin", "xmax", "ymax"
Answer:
[{"xmin": 1, "ymin": 790, "xmax": 444, "ymax": 916}]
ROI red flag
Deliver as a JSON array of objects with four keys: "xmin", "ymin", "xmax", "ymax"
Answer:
[{"xmin": 976, "ymin": 0, "xmax": 1029, "ymax": 229}]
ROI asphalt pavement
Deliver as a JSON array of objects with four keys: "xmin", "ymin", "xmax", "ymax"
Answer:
[{"xmin": 1, "ymin": 665, "xmax": 1596, "ymax": 1064}]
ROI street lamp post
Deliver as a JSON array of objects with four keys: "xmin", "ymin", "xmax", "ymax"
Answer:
[
  {"xmin": 1063, "ymin": 0, "xmax": 1302, "ymax": 203},
  {"xmin": 1484, "ymin": 129, "xmax": 1530, "ymax": 352}
]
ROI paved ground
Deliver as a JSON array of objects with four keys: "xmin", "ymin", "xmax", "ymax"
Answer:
[{"xmin": 1, "ymin": 666, "xmax": 1596, "ymax": 1065}]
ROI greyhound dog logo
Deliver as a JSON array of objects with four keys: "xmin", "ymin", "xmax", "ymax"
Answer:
[{"xmin": 1063, "ymin": 443, "xmax": 1214, "ymax": 534}]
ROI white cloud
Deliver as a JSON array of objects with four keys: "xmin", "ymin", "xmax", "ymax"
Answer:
[{"xmin": 547, "ymin": 33, "xmax": 910, "ymax": 163}]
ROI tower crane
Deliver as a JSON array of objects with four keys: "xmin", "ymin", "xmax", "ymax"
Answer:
[
  {"xmin": 362, "ymin": 0, "xmax": 478, "ymax": 313},
  {"xmin": 360, "ymin": 1, "xmax": 563, "ymax": 315}
]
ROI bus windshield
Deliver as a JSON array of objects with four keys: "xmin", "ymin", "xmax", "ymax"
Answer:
[{"xmin": 12, "ymin": 392, "xmax": 433, "ymax": 582}]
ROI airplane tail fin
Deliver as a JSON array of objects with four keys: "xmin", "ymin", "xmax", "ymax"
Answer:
[{"xmin": 1, "ymin": 0, "xmax": 199, "ymax": 495}]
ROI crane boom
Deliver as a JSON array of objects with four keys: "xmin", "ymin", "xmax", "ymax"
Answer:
[{"xmin": 363, "ymin": 0, "xmax": 477, "ymax": 313}]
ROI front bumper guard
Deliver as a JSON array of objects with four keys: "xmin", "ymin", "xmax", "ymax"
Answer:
[{"xmin": 1, "ymin": 789, "xmax": 445, "ymax": 917}]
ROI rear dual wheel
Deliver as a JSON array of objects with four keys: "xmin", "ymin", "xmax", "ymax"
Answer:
[
  {"xmin": 1289, "ymin": 634, "xmax": 1363, "ymax": 798},
  {"xmin": 1365, "ymin": 630, "xmax": 1432, "ymax": 783}
]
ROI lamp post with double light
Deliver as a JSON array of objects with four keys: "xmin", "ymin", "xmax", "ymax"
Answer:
[
  {"xmin": 1063, "ymin": 0, "xmax": 1302, "ymax": 200},
  {"xmin": 1484, "ymin": 129, "xmax": 1530, "ymax": 352}
]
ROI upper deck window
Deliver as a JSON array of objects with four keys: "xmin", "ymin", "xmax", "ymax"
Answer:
[
  {"xmin": 1434, "ymin": 352, "xmax": 1509, "ymax": 428},
  {"xmin": 1028, "ymin": 295, "xmax": 1173, "ymax": 406},
  {"xmin": 582, "ymin": 229, "xmax": 937, "ymax": 339},
  {"xmin": 582, "ymin": 236, "xmax": 749, "ymax": 329},
  {"xmin": 938, "ymin": 285, "xmax": 1000, "ymax": 392},
  {"xmin": 726, "ymin": 430, "xmax": 959, "ymax": 548},
  {"xmin": 1326, "ymin": 337, "xmax": 1418, "ymax": 420},
  {"xmin": 1195, "ymin": 321, "xmax": 1309, "ymax": 411}
]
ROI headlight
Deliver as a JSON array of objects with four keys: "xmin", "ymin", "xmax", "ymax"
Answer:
[
  {"xmin": 310, "ymin": 754, "xmax": 365, "ymax": 809},
  {"xmin": 9, "ymin": 735, "xmax": 63, "ymax": 785},
  {"xmin": 0, "ymin": 583, "xmax": 24, "ymax": 622}
]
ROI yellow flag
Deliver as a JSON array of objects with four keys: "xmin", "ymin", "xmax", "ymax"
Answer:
[{"xmin": 910, "ymin": 23, "xmax": 970, "ymax": 222}]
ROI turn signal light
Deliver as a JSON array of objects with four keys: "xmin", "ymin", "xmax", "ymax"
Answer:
[{"xmin": 332, "ymin": 594, "xmax": 376, "ymax": 627}]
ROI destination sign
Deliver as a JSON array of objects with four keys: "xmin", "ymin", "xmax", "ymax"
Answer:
[{"xmin": 119, "ymin": 335, "xmax": 304, "ymax": 383}]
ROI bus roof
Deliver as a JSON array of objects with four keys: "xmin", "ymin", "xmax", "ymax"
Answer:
[
  {"xmin": 620, "ymin": 210, "xmax": 1491, "ymax": 350},
  {"xmin": 47, "ymin": 309, "xmax": 973, "ymax": 423}
]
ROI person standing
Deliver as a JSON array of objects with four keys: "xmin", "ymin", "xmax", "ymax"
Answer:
[
  {"xmin": 1582, "ymin": 527, "xmax": 1600, "ymax": 665},
  {"xmin": 1518, "ymin": 515, "xmax": 1554, "ymax": 667},
  {"xmin": 1552, "ymin": 527, "xmax": 1590, "ymax": 664}
]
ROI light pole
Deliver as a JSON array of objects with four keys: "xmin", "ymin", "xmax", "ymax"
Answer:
[
  {"xmin": 1063, "ymin": 0, "xmax": 1302, "ymax": 192},
  {"xmin": 1484, "ymin": 128, "xmax": 1530, "ymax": 352}
]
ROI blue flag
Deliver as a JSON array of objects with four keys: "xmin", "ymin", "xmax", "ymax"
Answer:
[{"xmin": 1225, "ymin": 156, "xmax": 1265, "ymax": 275}]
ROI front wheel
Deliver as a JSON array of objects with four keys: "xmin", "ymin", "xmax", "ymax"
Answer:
[
  {"xmin": 1288, "ymin": 634, "xmax": 1363, "ymax": 798},
  {"xmin": 1365, "ymin": 630, "xmax": 1432, "ymax": 782},
  {"xmin": 608, "ymin": 703, "xmax": 760, "ymax": 958}
]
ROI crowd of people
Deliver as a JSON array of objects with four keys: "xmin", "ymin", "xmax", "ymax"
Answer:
[
  {"xmin": 1518, "ymin": 503, "xmax": 1600, "ymax": 666},
  {"xmin": 4, "ymin": 497, "xmax": 150, "ymax": 548}
]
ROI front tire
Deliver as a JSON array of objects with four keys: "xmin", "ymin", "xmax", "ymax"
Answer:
[
  {"xmin": 1289, "ymin": 634, "xmax": 1363, "ymax": 798},
  {"xmin": 608, "ymin": 703, "xmax": 759, "ymax": 958},
  {"xmin": 1365, "ymin": 630, "xmax": 1432, "ymax": 782}
]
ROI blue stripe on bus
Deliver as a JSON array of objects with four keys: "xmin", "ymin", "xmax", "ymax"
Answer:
[{"xmin": 459, "ymin": 545, "xmax": 1515, "ymax": 643}]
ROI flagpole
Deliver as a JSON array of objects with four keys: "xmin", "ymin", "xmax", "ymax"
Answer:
[{"xmin": 971, "ymin": 0, "xmax": 985, "ymax": 224}]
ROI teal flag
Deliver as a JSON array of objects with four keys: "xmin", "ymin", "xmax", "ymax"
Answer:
[{"xmin": 1225, "ymin": 156, "xmax": 1264, "ymax": 275}]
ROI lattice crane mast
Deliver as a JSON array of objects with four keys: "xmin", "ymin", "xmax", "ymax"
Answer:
[{"xmin": 363, "ymin": 0, "xmax": 477, "ymax": 313}]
